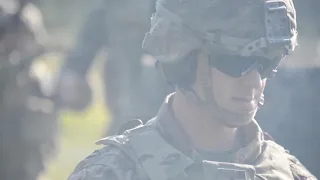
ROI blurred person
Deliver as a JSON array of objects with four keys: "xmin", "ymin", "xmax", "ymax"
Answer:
[
  {"xmin": 0, "ymin": 0, "xmax": 59, "ymax": 179},
  {"xmin": 68, "ymin": 0, "xmax": 317, "ymax": 179},
  {"xmin": 54, "ymin": 0, "xmax": 172, "ymax": 136}
]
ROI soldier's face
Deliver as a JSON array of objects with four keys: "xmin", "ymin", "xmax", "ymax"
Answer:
[
  {"xmin": 194, "ymin": 50, "xmax": 267, "ymax": 116},
  {"xmin": 211, "ymin": 67, "xmax": 266, "ymax": 115}
]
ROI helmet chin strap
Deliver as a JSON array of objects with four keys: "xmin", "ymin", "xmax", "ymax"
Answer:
[
  {"xmin": 181, "ymin": 86, "xmax": 258, "ymax": 128},
  {"xmin": 259, "ymin": 93, "xmax": 264, "ymax": 107},
  {"xmin": 180, "ymin": 49, "xmax": 259, "ymax": 128}
]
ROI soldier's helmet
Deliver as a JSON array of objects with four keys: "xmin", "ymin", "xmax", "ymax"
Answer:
[{"xmin": 142, "ymin": 0, "xmax": 297, "ymax": 86}]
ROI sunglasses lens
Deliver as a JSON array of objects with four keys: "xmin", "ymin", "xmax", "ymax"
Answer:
[{"xmin": 209, "ymin": 54, "xmax": 279, "ymax": 78}]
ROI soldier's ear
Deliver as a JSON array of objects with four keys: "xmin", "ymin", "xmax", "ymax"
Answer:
[{"xmin": 156, "ymin": 50, "xmax": 198, "ymax": 88}]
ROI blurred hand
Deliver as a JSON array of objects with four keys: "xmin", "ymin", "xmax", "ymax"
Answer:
[{"xmin": 54, "ymin": 69, "xmax": 92, "ymax": 111}]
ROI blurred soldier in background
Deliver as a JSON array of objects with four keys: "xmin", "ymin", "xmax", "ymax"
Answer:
[
  {"xmin": 0, "ymin": 0, "xmax": 59, "ymax": 179},
  {"xmin": 55, "ymin": 0, "xmax": 171, "ymax": 136}
]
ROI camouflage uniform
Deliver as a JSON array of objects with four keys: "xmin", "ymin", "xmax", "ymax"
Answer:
[
  {"xmin": 68, "ymin": 0, "xmax": 317, "ymax": 179},
  {"xmin": 0, "ymin": 2, "xmax": 58, "ymax": 180},
  {"xmin": 68, "ymin": 94, "xmax": 316, "ymax": 180}
]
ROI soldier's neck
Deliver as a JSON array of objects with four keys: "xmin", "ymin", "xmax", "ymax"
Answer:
[{"xmin": 172, "ymin": 91, "xmax": 238, "ymax": 152}]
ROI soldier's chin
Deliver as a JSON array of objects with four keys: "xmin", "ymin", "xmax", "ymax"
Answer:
[{"xmin": 218, "ymin": 108, "xmax": 257, "ymax": 128}]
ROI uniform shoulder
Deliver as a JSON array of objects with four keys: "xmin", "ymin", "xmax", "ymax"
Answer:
[
  {"xmin": 68, "ymin": 119, "xmax": 160, "ymax": 180},
  {"xmin": 285, "ymin": 151, "xmax": 317, "ymax": 180},
  {"xmin": 68, "ymin": 145, "xmax": 137, "ymax": 180},
  {"xmin": 264, "ymin": 139, "xmax": 317, "ymax": 180}
]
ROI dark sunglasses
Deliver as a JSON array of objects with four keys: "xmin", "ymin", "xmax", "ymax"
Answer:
[{"xmin": 209, "ymin": 54, "xmax": 282, "ymax": 79}]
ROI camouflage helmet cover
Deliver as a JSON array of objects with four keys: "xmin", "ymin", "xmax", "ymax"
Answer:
[{"xmin": 142, "ymin": 0, "xmax": 297, "ymax": 63}]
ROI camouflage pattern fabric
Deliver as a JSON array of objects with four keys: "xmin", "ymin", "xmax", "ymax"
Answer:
[
  {"xmin": 143, "ymin": 0, "xmax": 297, "ymax": 64},
  {"xmin": 68, "ymin": 94, "xmax": 317, "ymax": 180}
]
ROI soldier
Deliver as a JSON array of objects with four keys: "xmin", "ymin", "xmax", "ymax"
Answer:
[
  {"xmin": 0, "ymin": 0, "xmax": 59, "ymax": 180},
  {"xmin": 55, "ymin": 0, "xmax": 170, "ymax": 136},
  {"xmin": 68, "ymin": 0, "xmax": 317, "ymax": 179}
]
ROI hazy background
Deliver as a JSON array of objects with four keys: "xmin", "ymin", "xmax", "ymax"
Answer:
[{"xmin": 36, "ymin": 1, "xmax": 110, "ymax": 179}]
